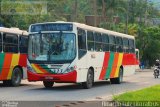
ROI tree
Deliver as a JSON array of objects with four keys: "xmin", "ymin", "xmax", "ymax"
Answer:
[{"xmin": 136, "ymin": 26, "xmax": 160, "ymax": 66}]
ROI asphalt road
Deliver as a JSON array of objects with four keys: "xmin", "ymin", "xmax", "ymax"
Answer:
[{"xmin": 0, "ymin": 69, "xmax": 160, "ymax": 107}]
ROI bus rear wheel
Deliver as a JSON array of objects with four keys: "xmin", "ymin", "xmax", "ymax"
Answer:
[
  {"xmin": 11, "ymin": 67, "xmax": 22, "ymax": 86},
  {"xmin": 3, "ymin": 67, "xmax": 22, "ymax": 87},
  {"xmin": 82, "ymin": 69, "xmax": 94, "ymax": 89},
  {"xmin": 43, "ymin": 81, "xmax": 54, "ymax": 88},
  {"xmin": 110, "ymin": 67, "xmax": 123, "ymax": 84}
]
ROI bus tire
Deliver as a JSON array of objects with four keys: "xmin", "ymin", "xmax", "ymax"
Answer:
[
  {"xmin": 11, "ymin": 67, "xmax": 22, "ymax": 87},
  {"xmin": 110, "ymin": 67, "xmax": 123, "ymax": 84},
  {"xmin": 43, "ymin": 81, "xmax": 54, "ymax": 88},
  {"xmin": 82, "ymin": 69, "xmax": 94, "ymax": 89}
]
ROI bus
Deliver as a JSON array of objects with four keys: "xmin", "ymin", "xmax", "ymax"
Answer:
[
  {"xmin": 27, "ymin": 21, "xmax": 137, "ymax": 89},
  {"xmin": 0, "ymin": 27, "xmax": 28, "ymax": 86}
]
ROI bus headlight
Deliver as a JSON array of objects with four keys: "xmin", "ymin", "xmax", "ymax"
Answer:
[{"xmin": 65, "ymin": 65, "xmax": 77, "ymax": 73}]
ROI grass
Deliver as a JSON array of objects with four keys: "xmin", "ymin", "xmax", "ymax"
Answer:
[{"xmin": 113, "ymin": 84, "xmax": 160, "ymax": 101}]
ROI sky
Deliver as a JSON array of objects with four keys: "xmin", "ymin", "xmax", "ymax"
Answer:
[{"xmin": 148, "ymin": 0, "xmax": 160, "ymax": 10}]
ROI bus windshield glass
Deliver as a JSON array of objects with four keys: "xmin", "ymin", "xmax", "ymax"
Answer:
[{"xmin": 28, "ymin": 33, "xmax": 76, "ymax": 63}]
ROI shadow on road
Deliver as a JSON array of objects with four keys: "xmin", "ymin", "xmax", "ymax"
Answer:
[
  {"xmin": 26, "ymin": 80, "xmax": 127, "ymax": 91},
  {"xmin": 0, "ymin": 80, "xmax": 128, "ymax": 89},
  {"xmin": 0, "ymin": 83, "xmax": 37, "ymax": 88}
]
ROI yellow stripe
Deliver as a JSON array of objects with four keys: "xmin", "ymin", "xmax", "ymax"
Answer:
[
  {"xmin": 7, "ymin": 54, "xmax": 20, "ymax": 79},
  {"xmin": 114, "ymin": 53, "xmax": 123, "ymax": 77},
  {"xmin": 31, "ymin": 64, "xmax": 43, "ymax": 73}
]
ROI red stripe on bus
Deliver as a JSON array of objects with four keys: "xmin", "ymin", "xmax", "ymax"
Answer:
[
  {"xmin": 99, "ymin": 52, "xmax": 110, "ymax": 80},
  {"xmin": 18, "ymin": 54, "xmax": 27, "ymax": 67},
  {"xmin": 0, "ymin": 54, "xmax": 12, "ymax": 80},
  {"xmin": 122, "ymin": 53, "xmax": 136, "ymax": 65}
]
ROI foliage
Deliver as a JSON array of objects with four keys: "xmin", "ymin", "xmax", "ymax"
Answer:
[
  {"xmin": 136, "ymin": 26, "xmax": 160, "ymax": 66},
  {"xmin": 0, "ymin": 0, "xmax": 160, "ymax": 66}
]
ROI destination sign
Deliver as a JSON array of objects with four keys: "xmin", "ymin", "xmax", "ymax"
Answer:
[{"xmin": 30, "ymin": 23, "xmax": 73, "ymax": 32}]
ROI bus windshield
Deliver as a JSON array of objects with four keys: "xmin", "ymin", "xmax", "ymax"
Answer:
[{"xmin": 28, "ymin": 33, "xmax": 76, "ymax": 63}]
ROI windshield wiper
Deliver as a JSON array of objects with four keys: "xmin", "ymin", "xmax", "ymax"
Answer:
[{"xmin": 47, "ymin": 31, "xmax": 63, "ymax": 60}]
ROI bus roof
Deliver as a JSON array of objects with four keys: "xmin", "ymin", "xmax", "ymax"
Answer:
[
  {"xmin": 0, "ymin": 27, "xmax": 28, "ymax": 35},
  {"xmin": 73, "ymin": 22, "xmax": 134, "ymax": 39},
  {"xmin": 30, "ymin": 21, "xmax": 134, "ymax": 39}
]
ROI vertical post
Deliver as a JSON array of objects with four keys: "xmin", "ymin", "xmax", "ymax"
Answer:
[
  {"xmin": 125, "ymin": 0, "xmax": 129, "ymax": 34},
  {"xmin": 0, "ymin": 0, "xmax": 2, "ymax": 23},
  {"xmin": 72, "ymin": 0, "xmax": 78, "ymax": 22},
  {"xmin": 0, "ymin": 0, "xmax": 1, "ymax": 15},
  {"xmin": 93, "ymin": 0, "xmax": 97, "ymax": 26},
  {"xmin": 102, "ymin": 0, "xmax": 106, "ymax": 22}
]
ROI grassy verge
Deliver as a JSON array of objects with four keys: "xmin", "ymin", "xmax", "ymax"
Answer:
[
  {"xmin": 113, "ymin": 84, "xmax": 160, "ymax": 101},
  {"xmin": 113, "ymin": 85, "xmax": 160, "ymax": 107}
]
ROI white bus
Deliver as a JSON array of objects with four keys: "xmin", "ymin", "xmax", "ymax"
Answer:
[
  {"xmin": 0, "ymin": 27, "xmax": 28, "ymax": 86},
  {"xmin": 27, "ymin": 21, "xmax": 137, "ymax": 89}
]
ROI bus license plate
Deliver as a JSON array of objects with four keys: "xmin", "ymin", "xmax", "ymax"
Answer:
[{"xmin": 45, "ymin": 76, "xmax": 53, "ymax": 80}]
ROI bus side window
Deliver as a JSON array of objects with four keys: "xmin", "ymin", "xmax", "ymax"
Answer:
[
  {"xmin": 78, "ymin": 28, "xmax": 87, "ymax": 59},
  {"xmin": 3, "ymin": 33, "xmax": 18, "ymax": 53},
  {"xmin": 87, "ymin": 31, "xmax": 94, "ymax": 51},
  {"xmin": 109, "ymin": 35, "xmax": 116, "ymax": 52},
  {"xmin": 102, "ymin": 34, "xmax": 109, "ymax": 52},
  {"xmin": 95, "ymin": 33, "xmax": 102, "ymax": 52},
  {"xmin": 129, "ymin": 39, "xmax": 135, "ymax": 53},
  {"xmin": 0, "ymin": 33, "xmax": 2, "ymax": 52},
  {"xmin": 116, "ymin": 37, "xmax": 120, "ymax": 52},
  {"xmin": 19, "ymin": 36, "xmax": 28, "ymax": 53},
  {"xmin": 123, "ymin": 38, "xmax": 129, "ymax": 53},
  {"xmin": 116, "ymin": 37, "xmax": 123, "ymax": 52}
]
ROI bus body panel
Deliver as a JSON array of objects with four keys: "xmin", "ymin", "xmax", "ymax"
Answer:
[
  {"xmin": 76, "ymin": 54, "xmax": 88, "ymax": 82},
  {"xmin": 0, "ymin": 53, "xmax": 27, "ymax": 80},
  {"xmin": 123, "ymin": 65, "xmax": 136, "ymax": 76},
  {"xmin": 27, "ymin": 70, "xmax": 77, "ymax": 82},
  {"xmin": 86, "ymin": 51, "xmax": 105, "ymax": 81},
  {"xmin": 98, "ymin": 52, "xmax": 136, "ymax": 80},
  {"xmin": 27, "ymin": 52, "xmax": 137, "ymax": 82}
]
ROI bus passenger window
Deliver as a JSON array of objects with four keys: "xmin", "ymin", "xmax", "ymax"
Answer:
[
  {"xmin": 123, "ymin": 38, "xmax": 129, "ymax": 53},
  {"xmin": 116, "ymin": 37, "xmax": 123, "ymax": 52},
  {"xmin": 102, "ymin": 34, "xmax": 109, "ymax": 52},
  {"xmin": 109, "ymin": 35, "xmax": 116, "ymax": 52},
  {"xmin": 19, "ymin": 36, "xmax": 28, "ymax": 53},
  {"xmin": 3, "ymin": 34, "xmax": 18, "ymax": 53},
  {"xmin": 129, "ymin": 39, "xmax": 135, "ymax": 53},
  {"xmin": 87, "ymin": 31, "xmax": 94, "ymax": 51},
  {"xmin": 95, "ymin": 33, "xmax": 102, "ymax": 51},
  {"xmin": 78, "ymin": 28, "xmax": 87, "ymax": 59},
  {"xmin": 119, "ymin": 37, "xmax": 123, "ymax": 52}
]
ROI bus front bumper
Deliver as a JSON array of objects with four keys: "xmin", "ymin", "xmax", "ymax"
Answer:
[{"xmin": 27, "ymin": 70, "xmax": 77, "ymax": 83}]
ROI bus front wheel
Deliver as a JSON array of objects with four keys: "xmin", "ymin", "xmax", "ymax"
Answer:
[
  {"xmin": 110, "ymin": 67, "xmax": 123, "ymax": 84},
  {"xmin": 43, "ymin": 81, "xmax": 54, "ymax": 88},
  {"xmin": 82, "ymin": 69, "xmax": 94, "ymax": 89}
]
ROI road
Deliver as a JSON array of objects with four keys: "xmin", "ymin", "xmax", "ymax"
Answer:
[{"xmin": 0, "ymin": 69, "xmax": 160, "ymax": 107}]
